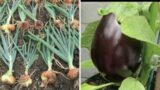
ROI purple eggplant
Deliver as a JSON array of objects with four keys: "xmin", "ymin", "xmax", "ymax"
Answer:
[{"xmin": 91, "ymin": 13, "xmax": 141, "ymax": 81}]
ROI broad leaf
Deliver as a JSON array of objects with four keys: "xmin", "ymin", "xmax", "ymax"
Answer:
[
  {"xmin": 121, "ymin": 16, "xmax": 155, "ymax": 44},
  {"xmin": 97, "ymin": 2, "xmax": 140, "ymax": 22},
  {"xmin": 81, "ymin": 20, "xmax": 99, "ymax": 50},
  {"xmin": 121, "ymin": 16, "xmax": 160, "ymax": 55},
  {"xmin": 141, "ymin": 2, "xmax": 152, "ymax": 11},
  {"xmin": 119, "ymin": 77, "xmax": 145, "ymax": 90},
  {"xmin": 81, "ymin": 59, "xmax": 95, "ymax": 69}
]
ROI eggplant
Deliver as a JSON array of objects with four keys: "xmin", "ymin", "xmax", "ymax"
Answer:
[{"xmin": 91, "ymin": 13, "xmax": 141, "ymax": 81}]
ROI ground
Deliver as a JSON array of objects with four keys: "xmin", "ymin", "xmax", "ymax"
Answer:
[{"xmin": 0, "ymin": 49, "xmax": 79, "ymax": 90}]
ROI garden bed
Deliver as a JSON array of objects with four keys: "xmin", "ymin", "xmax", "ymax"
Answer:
[
  {"xmin": 0, "ymin": 49, "xmax": 79, "ymax": 90},
  {"xmin": 0, "ymin": 0, "xmax": 79, "ymax": 90}
]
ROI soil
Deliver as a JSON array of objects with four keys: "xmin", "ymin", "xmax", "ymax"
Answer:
[
  {"xmin": 0, "ymin": 49, "xmax": 79, "ymax": 90},
  {"xmin": 0, "ymin": 0, "xmax": 79, "ymax": 90}
]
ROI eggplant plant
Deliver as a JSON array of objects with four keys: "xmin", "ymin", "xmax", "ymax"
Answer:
[{"xmin": 81, "ymin": 2, "xmax": 160, "ymax": 90}]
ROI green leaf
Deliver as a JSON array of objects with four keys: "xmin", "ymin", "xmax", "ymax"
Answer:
[
  {"xmin": 121, "ymin": 16, "xmax": 160, "ymax": 55},
  {"xmin": 81, "ymin": 20, "xmax": 99, "ymax": 50},
  {"xmin": 81, "ymin": 82, "xmax": 118, "ymax": 90},
  {"xmin": 81, "ymin": 59, "xmax": 95, "ymax": 69},
  {"xmin": 121, "ymin": 16, "xmax": 156, "ymax": 43},
  {"xmin": 18, "ymin": 8, "xmax": 26, "ymax": 21},
  {"xmin": 141, "ymin": 2, "xmax": 152, "ymax": 22},
  {"xmin": 98, "ymin": 2, "xmax": 140, "ymax": 22},
  {"xmin": 149, "ymin": 2, "xmax": 158, "ymax": 34},
  {"xmin": 141, "ymin": 2, "xmax": 152, "ymax": 11},
  {"xmin": 119, "ymin": 77, "xmax": 145, "ymax": 90},
  {"xmin": 120, "ymin": 16, "xmax": 160, "ymax": 86},
  {"xmin": 44, "ymin": 5, "xmax": 56, "ymax": 19},
  {"xmin": 121, "ymin": 15, "xmax": 160, "ymax": 61}
]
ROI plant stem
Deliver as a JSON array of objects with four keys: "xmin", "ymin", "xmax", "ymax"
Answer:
[
  {"xmin": 48, "ymin": 60, "xmax": 52, "ymax": 71},
  {"xmin": 68, "ymin": 56, "xmax": 74, "ymax": 68},
  {"xmin": 139, "ymin": 44, "xmax": 153, "ymax": 85},
  {"xmin": 8, "ymin": 55, "xmax": 13, "ymax": 74},
  {"xmin": 81, "ymin": 82, "xmax": 120, "ymax": 90},
  {"xmin": 95, "ymin": 83, "xmax": 119, "ymax": 89},
  {"xmin": 25, "ymin": 66, "xmax": 29, "ymax": 75},
  {"xmin": 6, "ymin": 70, "xmax": 12, "ymax": 76},
  {"xmin": 6, "ymin": 11, "xmax": 12, "ymax": 24}
]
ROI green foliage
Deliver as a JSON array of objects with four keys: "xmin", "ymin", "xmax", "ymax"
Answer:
[
  {"xmin": 81, "ymin": 2, "xmax": 160, "ymax": 90},
  {"xmin": 120, "ymin": 15, "xmax": 160, "ymax": 56},
  {"xmin": 13, "ymin": 38, "xmax": 38, "ymax": 72},
  {"xmin": 119, "ymin": 77, "xmax": 145, "ymax": 90},
  {"xmin": 0, "ymin": 29, "xmax": 19, "ymax": 72},
  {"xmin": 81, "ymin": 59, "xmax": 94, "ymax": 69},
  {"xmin": 81, "ymin": 20, "xmax": 99, "ymax": 50},
  {"xmin": 97, "ymin": 2, "xmax": 140, "ymax": 22}
]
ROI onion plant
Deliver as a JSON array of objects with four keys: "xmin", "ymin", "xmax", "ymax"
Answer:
[
  {"xmin": 18, "ymin": 3, "xmax": 44, "ymax": 30},
  {"xmin": 45, "ymin": 1, "xmax": 70, "ymax": 19},
  {"xmin": 46, "ymin": 0, "xmax": 79, "ymax": 28},
  {"xmin": 12, "ymin": 36, "xmax": 38, "ymax": 87},
  {"xmin": 28, "ymin": 21, "xmax": 79, "ymax": 80},
  {"xmin": 37, "ymin": 28, "xmax": 57, "ymax": 87},
  {"xmin": 49, "ymin": 22, "xmax": 79, "ymax": 80},
  {"xmin": 37, "ymin": 27, "xmax": 69, "ymax": 87},
  {"xmin": 63, "ymin": 0, "xmax": 79, "ymax": 30},
  {"xmin": 17, "ymin": 1, "xmax": 30, "ymax": 30},
  {"xmin": 0, "ymin": 29, "xmax": 19, "ymax": 85},
  {"xmin": 44, "ymin": 1, "xmax": 65, "ymax": 29},
  {"xmin": 0, "ymin": 0, "xmax": 20, "ymax": 34}
]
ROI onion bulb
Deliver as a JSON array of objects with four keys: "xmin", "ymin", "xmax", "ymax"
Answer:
[
  {"xmin": 67, "ymin": 67, "xmax": 79, "ymax": 80},
  {"xmin": 0, "ymin": 0, "xmax": 3, "ymax": 5},
  {"xmin": 64, "ymin": 0, "xmax": 72, "ymax": 5},
  {"xmin": 54, "ymin": 19, "xmax": 63, "ymax": 28},
  {"xmin": 1, "ymin": 73, "xmax": 16, "ymax": 85},
  {"xmin": 49, "ymin": 0, "xmax": 59, "ymax": 4},
  {"xmin": 40, "ymin": 70, "xmax": 56, "ymax": 87},
  {"xmin": 17, "ymin": 21, "xmax": 30, "ymax": 30},
  {"xmin": 70, "ymin": 19, "xmax": 79, "ymax": 30},
  {"xmin": 23, "ymin": 0, "xmax": 32, "ymax": 5},
  {"xmin": 0, "ymin": 24, "xmax": 16, "ymax": 33},
  {"xmin": 18, "ymin": 74, "xmax": 32, "ymax": 87}
]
